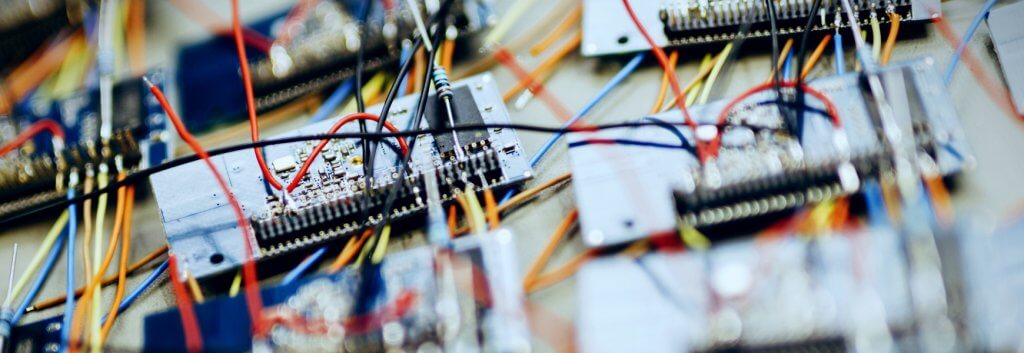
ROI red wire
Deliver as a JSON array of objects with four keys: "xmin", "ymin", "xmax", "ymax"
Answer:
[
  {"xmin": 147, "ymin": 81, "xmax": 266, "ymax": 336},
  {"xmin": 0, "ymin": 119, "xmax": 66, "ymax": 156},
  {"xmin": 167, "ymin": 255, "xmax": 203, "ymax": 353},
  {"xmin": 620, "ymin": 0, "xmax": 702, "ymax": 157},
  {"xmin": 230, "ymin": 0, "xmax": 285, "ymax": 191},
  {"xmin": 932, "ymin": 16, "xmax": 1022, "ymax": 121},
  {"xmin": 709, "ymin": 81, "xmax": 841, "ymax": 159},
  {"xmin": 286, "ymin": 112, "xmax": 409, "ymax": 192},
  {"xmin": 493, "ymin": 48, "xmax": 575, "ymax": 123}
]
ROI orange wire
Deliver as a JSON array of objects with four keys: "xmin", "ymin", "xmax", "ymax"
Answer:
[
  {"xmin": 100, "ymin": 185, "xmax": 134, "ymax": 341},
  {"xmin": 70, "ymin": 175, "xmax": 128, "ymax": 352},
  {"xmin": 328, "ymin": 229, "xmax": 373, "ymax": 273},
  {"xmin": 28, "ymin": 245, "xmax": 168, "ymax": 313},
  {"xmin": 447, "ymin": 205, "xmax": 458, "ymax": 236},
  {"xmin": 0, "ymin": 32, "xmax": 75, "ymax": 114},
  {"xmin": 127, "ymin": 0, "xmax": 146, "ymax": 77},
  {"xmin": 525, "ymin": 250, "xmax": 594, "ymax": 293},
  {"xmin": 880, "ymin": 13, "xmax": 901, "ymax": 65},
  {"xmin": 800, "ymin": 35, "xmax": 832, "ymax": 79},
  {"xmin": 442, "ymin": 38, "xmax": 455, "ymax": 72},
  {"xmin": 502, "ymin": 32, "xmax": 582, "ymax": 102},
  {"xmin": 650, "ymin": 51, "xmax": 679, "ymax": 114},
  {"xmin": 168, "ymin": 255, "xmax": 203, "ymax": 353},
  {"xmin": 483, "ymin": 188, "xmax": 499, "ymax": 228},
  {"xmin": 496, "ymin": 172, "xmax": 571, "ymax": 214},
  {"xmin": 522, "ymin": 209, "xmax": 578, "ymax": 289},
  {"xmin": 925, "ymin": 176, "xmax": 954, "ymax": 226},
  {"xmin": 529, "ymin": 4, "xmax": 582, "ymax": 56},
  {"xmin": 410, "ymin": 49, "xmax": 425, "ymax": 95},
  {"xmin": 230, "ymin": 0, "xmax": 284, "ymax": 191},
  {"xmin": 766, "ymin": 38, "xmax": 795, "ymax": 83}
]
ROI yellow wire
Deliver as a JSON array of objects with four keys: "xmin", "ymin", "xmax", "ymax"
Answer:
[
  {"xmin": 340, "ymin": 72, "xmax": 388, "ymax": 114},
  {"xmin": 228, "ymin": 271, "xmax": 242, "ymax": 297},
  {"xmin": 676, "ymin": 217, "xmax": 710, "ymax": 250},
  {"xmin": 687, "ymin": 54, "xmax": 713, "ymax": 106},
  {"xmin": 464, "ymin": 187, "xmax": 487, "ymax": 234},
  {"xmin": 370, "ymin": 225, "xmax": 392, "ymax": 264},
  {"xmin": 871, "ymin": 15, "xmax": 882, "ymax": 60},
  {"xmin": 186, "ymin": 272, "xmax": 205, "ymax": 303},
  {"xmin": 697, "ymin": 43, "xmax": 733, "ymax": 105},
  {"xmin": 89, "ymin": 170, "xmax": 109, "ymax": 352},
  {"xmin": 1, "ymin": 211, "xmax": 69, "ymax": 308},
  {"xmin": 484, "ymin": 0, "xmax": 540, "ymax": 46}
]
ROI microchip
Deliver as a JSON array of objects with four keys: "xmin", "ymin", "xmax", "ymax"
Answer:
[{"xmin": 424, "ymin": 85, "xmax": 487, "ymax": 156}]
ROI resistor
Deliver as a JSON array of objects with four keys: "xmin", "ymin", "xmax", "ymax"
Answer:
[{"xmin": 431, "ymin": 66, "xmax": 466, "ymax": 161}]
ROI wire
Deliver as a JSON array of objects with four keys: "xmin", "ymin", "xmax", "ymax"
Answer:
[
  {"xmin": 282, "ymin": 247, "xmax": 327, "ymax": 285},
  {"xmin": 523, "ymin": 209, "xmax": 577, "ymax": 289},
  {"xmin": 99, "ymin": 185, "xmax": 134, "ymax": 344},
  {"xmin": 503, "ymin": 32, "xmax": 582, "ymax": 102},
  {"xmin": 834, "ymin": 33, "xmax": 845, "ymax": 75},
  {"xmin": 493, "ymin": 47, "xmax": 575, "ymax": 122},
  {"xmin": 658, "ymin": 53, "xmax": 720, "ymax": 113},
  {"xmin": 621, "ymin": 0, "xmax": 700, "ymax": 150},
  {"xmin": 699, "ymin": 43, "xmax": 734, "ymax": 105},
  {"xmin": 484, "ymin": 0, "xmax": 540, "ymax": 46},
  {"xmin": 230, "ymin": 0, "xmax": 284, "ymax": 191},
  {"xmin": 127, "ymin": 0, "xmax": 146, "ymax": 77},
  {"xmin": 0, "ymin": 119, "xmax": 66, "ymax": 156},
  {"xmin": 529, "ymin": 4, "xmax": 582, "ymax": 56},
  {"xmin": 87, "ymin": 169, "xmax": 110, "ymax": 352},
  {"xmin": 4, "ymin": 120, "xmax": 770, "ymax": 225},
  {"xmin": 166, "ymin": 0, "xmax": 273, "ymax": 53},
  {"xmin": 569, "ymin": 139, "xmax": 692, "ymax": 151},
  {"xmin": 871, "ymin": 14, "xmax": 882, "ymax": 60},
  {"xmin": 27, "ymin": 246, "xmax": 168, "ymax": 313},
  {"xmin": 496, "ymin": 173, "xmax": 571, "ymax": 214},
  {"xmin": 933, "ymin": 13, "xmax": 1022, "ymax": 119},
  {"xmin": 62, "ymin": 187, "xmax": 77, "ymax": 352},
  {"xmin": 328, "ymin": 229, "xmax": 372, "ymax": 273},
  {"xmin": 943, "ymin": 0, "xmax": 999, "ymax": 85},
  {"xmin": 795, "ymin": 0, "xmax": 823, "ymax": 132},
  {"xmin": 370, "ymin": 225, "xmax": 392, "ymax": 264},
  {"xmin": 1, "ymin": 211, "xmax": 68, "ymax": 309},
  {"xmin": 650, "ymin": 51, "xmax": 679, "ymax": 114},
  {"xmin": 146, "ymin": 78, "xmax": 264, "ymax": 335},
  {"xmin": 355, "ymin": 0, "xmax": 373, "ymax": 178},
  {"xmin": 168, "ymin": 255, "xmax": 203, "ymax": 353},
  {"xmin": 185, "ymin": 272, "xmax": 204, "ymax": 303},
  {"xmin": 801, "ymin": 35, "xmax": 832, "ymax": 79},
  {"xmin": 9, "ymin": 214, "xmax": 68, "ymax": 324},
  {"xmin": 286, "ymin": 113, "xmax": 408, "ymax": 192},
  {"xmin": 308, "ymin": 80, "xmax": 355, "ymax": 124},
  {"xmin": 766, "ymin": 39, "xmax": 794, "ymax": 83},
  {"xmin": 880, "ymin": 13, "xmax": 901, "ymax": 65},
  {"xmin": 641, "ymin": 116, "xmax": 693, "ymax": 150},
  {"xmin": 101, "ymin": 259, "xmax": 169, "ymax": 330},
  {"xmin": 483, "ymin": 188, "xmax": 500, "ymax": 229}
]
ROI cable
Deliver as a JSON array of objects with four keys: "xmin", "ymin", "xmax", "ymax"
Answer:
[
  {"xmin": 933, "ymin": 14, "xmax": 1021, "ymax": 119},
  {"xmin": 650, "ymin": 51, "xmax": 679, "ymax": 114},
  {"xmin": 282, "ymin": 247, "xmax": 326, "ymax": 285},
  {"xmin": 801, "ymin": 35, "xmax": 832, "ymax": 79},
  {"xmin": 698, "ymin": 43, "xmax": 733, "ymax": 105},
  {"xmin": 834, "ymin": 33, "xmax": 845, "ymax": 75},
  {"xmin": 943, "ymin": 0, "xmax": 998, "ymax": 85},
  {"xmin": 523, "ymin": 209, "xmax": 577, "ymax": 289},
  {"xmin": 870, "ymin": 13, "xmax": 882, "ymax": 60},
  {"xmin": 641, "ymin": 116, "xmax": 693, "ymax": 151},
  {"xmin": 308, "ymin": 80, "xmax": 355, "ymax": 124},
  {"xmin": 101, "ymin": 259, "xmax": 168, "ymax": 329},
  {"xmin": 529, "ymin": 4, "xmax": 582, "ymax": 56},
  {"xmin": 167, "ymin": 255, "xmax": 202, "ymax": 353},
  {"xmin": 766, "ymin": 39, "xmax": 795, "ymax": 83},
  {"xmin": 146, "ymin": 78, "xmax": 265, "ymax": 335},
  {"xmin": 328, "ymin": 229, "xmax": 372, "ymax": 273},
  {"xmin": 484, "ymin": 0, "xmax": 540, "ymax": 47},
  {"xmin": 503, "ymin": 32, "xmax": 582, "ymax": 102},
  {"xmin": 99, "ymin": 184, "xmax": 134, "ymax": 344},
  {"xmin": 795, "ymin": 0, "xmax": 824, "ymax": 139},
  {"xmin": 0, "ymin": 119, "xmax": 66, "ymax": 156},
  {"xmin": 1, "ymin": 211, "xmax": 68, "ymax": 309},
  {"xmin": 355, "ymin": 0, "xmax": 373, "ymax": 179},
  {"xmin": 568, "ymin": 139, "xmax": 692, "ymax": 151},
  {"xmin": 62, "ymin": 185, "xmax": 78, "ymax": 352},
  {"xmin": 3, "ymin": 120, "xmax": 780, "ymax": 225},
  {"xmin": 484, "ymin": 188, "xmax": 500, "ymax": 229},
  {"xmin": 230, "ymin": 0, "xmax": 284, "ymax": 191},
  {"xmin": 496, "ymin": 173, "xmax": 571, "ymax": 215},
  {"xmin": 880, "ymin": 13, "xmax": 901, "ymax": 65},
  {"xmin": 185, "ymin": 272, "xmax": 204, "ymax": 303},
  {"xmin": 27, "ymin": 246, "xmax": 167, "ymax": 313},
  {"xmin": 9, "ymin": 215, "xmax": 68, "ymax": 324}
]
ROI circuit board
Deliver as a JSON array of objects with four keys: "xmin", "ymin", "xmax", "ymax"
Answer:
[
  {"xmin": 149, "ymin": 73, "xmax": 532, "ymax": 281},
  {"xmin": 0, "ymin": 73, "xmax": 171, "ymax": 219},
  {"xmin": 581, "ymin": 0, "xmax": 940, "ymax": 57},
  {"xmin": 567, "ymin": 59, "xmax": 971, "ymax": 247},
  {"xmin": 142, "ymin": 229, "xmax": 529, "ymax": 353}
]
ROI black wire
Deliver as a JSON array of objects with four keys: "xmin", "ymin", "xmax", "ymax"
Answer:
[
  {"xmin": 764, "ymin": 0, "xmax": 790, "ymax": 130},
  {"xmin": 355, "ymin": 0, "xmax": 373, "ymax": 178},
  {"xmin": 795, "ymin": 0, "xmax": 824, "ymax": 142}
]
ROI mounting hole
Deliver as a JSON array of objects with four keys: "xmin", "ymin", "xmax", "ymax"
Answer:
[
  {"xmin": 617, "ymin": 35, "xmax": 630, "ymax": 45},
  {"xmin": 210, "ymin": 253, "xmax": 225, "ymax": 264}
]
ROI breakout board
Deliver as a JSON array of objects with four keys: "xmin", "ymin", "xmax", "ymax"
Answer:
[
  {"xmin": 149, "ymin": 74, "xmax": 532, "ymax": 281},
  {"xmin": 567, "ymin": 59, "xmax": 971, "ymax": 247}
]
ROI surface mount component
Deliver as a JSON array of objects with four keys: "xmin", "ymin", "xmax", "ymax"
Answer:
[
  {"xmin": 987, "ymin": 1, "xmax": 1024, "ymax": 117},
  {"xmin": 0, "ymin": 74, "xmax": 170, "ymax": 219},
  {"xmin": 581, "ymin": 0, "xmax": 940, "ymax": 57},
  {"xmin": 142, "ymin": 229, "xmax": 529, "ymax": 353},
  {"xmin": 150, "ymin": 74, "xmax": 532, "ymax": 281},
  {"xmin": 567, "ymin": 59, "xmax": 971, "ymax": 247}
]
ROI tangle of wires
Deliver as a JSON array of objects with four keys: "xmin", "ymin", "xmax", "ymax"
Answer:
[{"xmin": 795, "ymin": 0, "xmax": 825, "ymax": 138}]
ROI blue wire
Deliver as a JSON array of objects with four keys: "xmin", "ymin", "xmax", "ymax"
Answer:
[
  {"xmin": 308, "ymin": 79, "xmax": 355, "ymax": 124},
  {"xmin": 568, "ymin": 139, "xmax": 689, "ymax": 150},
  {"xmin": 499, "ymin": 52, "xmax": 646, "ymax": 204},
  {"xmin": 11, "ymin": 230, "xmax": 67, "ymax": 324},
  {"xmin": 782, "ymin": 52, "xmax": 793, "ymax": 80},
  {"xmin": 943, "ymin": 0, "xmax": 999, "ymax": 86},
  {"xmin": 396, "ymin": 44, "xmax": 414, "ymax": 97},
  {"xmin": 834, "ymin": 33, "xmax": 845, "ymax": 75},
  {"xmin": 282, "ymin": 247, "xmax": 327, "ymax": 285},
  {"xmin": 863, "ymin": 180, "xmax": 888, "ymax": 227},
  {"xmin": 640, "ymin": 117, "xmax": 693, "ymax": 151},
  {"xmin": 101, "ymin": 259, "xmax": 169, "ymax": 325},
  {"xmin": 62, "ymin": 190, "xmax": 76, "ymax": 351}
]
